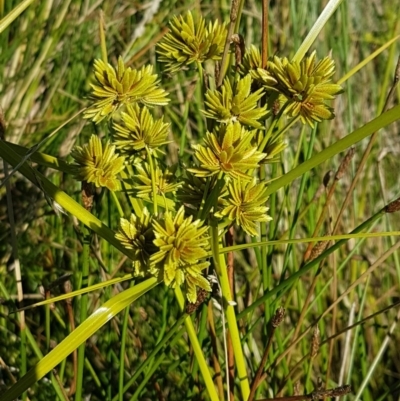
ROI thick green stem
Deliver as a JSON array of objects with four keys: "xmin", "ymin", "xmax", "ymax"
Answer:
[
  {"xmin": 174, "ymin": 287, "xmax": 219, "ymax": 401},
  {"xmin": 210, "ymin": 224, "xmax": 250, "ymax": 400}
]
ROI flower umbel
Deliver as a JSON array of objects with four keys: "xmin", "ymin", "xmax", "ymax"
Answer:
[
  {"xmin": 131, "ymin": 162, "xmax": 181, "ymax": 199},
  {"xmin": 71, "ymin": 135, "xmax": 125, "ymax": 191},
  {"xmin": 203, "ymin": 75, "xmax": 268, "ymax": 128},
  {"xmin": 189, "ymin": 122, "xmax": 266, "ymax": 180},
  {"xmin": 115, "ymin": 208, "xmax": 157, "ymax": 276},
  {"xmin": 268, "ymin": 51, "xmax": 343, "ymax": 126},
  {"xmin": 157, "ymin": 11, "xmax": 227, "ymax": 72},
  {"xmin": 113, "ymin": 104, "xmax": 170, "ymax": 159},
  {"xmin": 177, "ymin": 172, "xmax": 227, "ymax": 212},
  {"xmin": 217, "ymin": 178, "xmax": 272, "ymax": 236},
  {"xmin": 84, "ymin": 57, "xmax": 169, "ymax": 123},
  {"xmin": 238, "ymin": 45, "xmax": 277, "ymax": 91},
  {"xmin": 150, "ymin": 207, "xmax": 211, "ymax": 302}
]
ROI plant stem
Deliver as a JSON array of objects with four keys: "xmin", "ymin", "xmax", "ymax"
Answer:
[
  {"xmin": 111, "ymin": 190, "xmax": 124, "ymax": 217},
  {"xmin": 261, "ymin": 0, "xmax": 269, "ymax": 68},
  {"xmin": 118, "ymin": 282, "xmax": 133, "ymax": 401},
  {"xmin": 146, "ymin": 147, "xmax": 158, "ymax": 215},
  {"xmin": 210, "ymin": 224, "xmax": 250, "ymax": 400},
  {"xmin": 174, "ymin": 287, "xmax": 220, "ymax": 401},
  {"xmin": 248, "ymin": 326, "xmax": 276, "ymax": 401}
]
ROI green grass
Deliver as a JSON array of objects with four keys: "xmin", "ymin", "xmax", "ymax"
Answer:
[{"xmin": 1, "ymin": 0, "xmax": 400, "ymax": 400}]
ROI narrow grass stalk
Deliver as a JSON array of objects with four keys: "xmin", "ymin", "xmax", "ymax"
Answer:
[
  {"xmin": 292, "ymin": 0, "xmax": 343, "ymax": 63},
  {"xmin": 174, "ymin": 287, "xmax": 220, "ymax": 401},
  {"xmin": 238, "ymin": 206, "xmax": 387, "ymax": 318},
  {"xmin": 210, "ymin": 224, "xmax": 250, "ymax": 400},
  {"xmin": 98, "ymin": 10, "xmax": 107, "ymax": 64},
  {"xmin": 191, "ymin": 303, "xmax": 210, "ymax": 380},
  {"xmin": 217, "ymin": 0, "xmax": 241, "ymax": 86},
  {"xmin": 353, "ymin": 308, "xmax": 400, "ymax": 401},
  {"xmin": 207, "ymin": 301, "xmax": 225, "ymax": 400},
  {"xmin": 0, "ymin": 0, "xmax": 35, "ymax": 33},
  {"xmin": 280, "ymin": 125, "xmax": 316, "ymax": 281},
  {"xmin": 248, "ymin": 307, "xmax": 284, "ymax": 401},
  {"xmin": 118, "ymin": 282, "xmax": 133, "ymax": 401},
  {"xmin": 111, "ymin": 317, "xmax": 186, "ymax": 401},
  {"xmin": 264, "ymin": 104, "xmax": 400, "ymax": 196},
  {"xmin": 146, "ymin": 148, "xmax": 158, "ymax": 215}
]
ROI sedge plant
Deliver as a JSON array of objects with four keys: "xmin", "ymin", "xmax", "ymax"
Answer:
[{"xmin": 1, "ymin": 1, "xmax": 400, "ymax": 401}]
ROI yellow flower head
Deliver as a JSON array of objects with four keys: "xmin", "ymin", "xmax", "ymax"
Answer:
[
  {"xmin": 115, "ymin": 208, "xmax": 157, "ymax": 276},
  {"xmin": 113, "ymin": 104, "xmax": 170, "ymax": 159},
  {"xmin": 217, "ymin": 178, "xmax": 272, "ymax": 236},
  {"xmin": 150, "ymin": 207, "xmax": 211, "ymax": 302},
  {"xmin": 268, "ymin": 51, "xmax": 343, "ymax": 126},
  {"xmin": 71, "ymin": 135, "xmax": 125, "ymax": 191},
  {"xmin": 84, "ymin": 57, "xmax": 169, "ymax": 123},
  {"xmin": 189, "ymin": 122, "xmax": 266, "ymax": 180},
  {"xmin": 157, "ymin": 11, "xmax": 227, "ymax": 72},
  {"xmin": 203, "ymin": 75, "xmax": 268, "ymax": 128}
]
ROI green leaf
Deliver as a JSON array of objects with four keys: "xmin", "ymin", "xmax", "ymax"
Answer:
[
  {"xmin": 0, "ymin": 278, "xmax": 159, "ymax": 401},
  {"xmin": 265, "ymin": 104, "xmax": 400, "ymax": 196},
  {"xmin": 0, "ymin": 0, "xmax": 35, "ymax": 34},
  {"xmin": 293, "ymin": 0, "xmax": 343, "ymax": 63}
]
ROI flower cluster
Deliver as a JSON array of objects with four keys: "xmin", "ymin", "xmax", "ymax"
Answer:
[
  {"xmin": 203, "ymin": 75, "xmax": 268, "ymax": 128},
  {"xmin": 115, "ymin": 208, "xmax": 157, "ymax": 276},
  {"xmin": 113, "ymin": 104, "xmax": 170, "ymax": 159},
  {"xmin": 217, "ymin": 179, "xmax": 272, "ymax": 236},
  {"xmin": 267, "ymin": 51, "xmax": 343, "ymax": 126},
  {"xmin": 116, "ymin": 207, "xmax": 211, "ymax": 302},
  {"xmin": 131, "ymin": 162, "xmax": 181, "ymax": 200},
  {"xmin": 71, "ymin": 135, "xmax": 125, "ymax": 191},
  {"xmin": 157, "ymin": 11, "xmax": 227, "ymax": 72},
  {"xmin": 84, "ymin": 57, "xmax": 169, "ymax": 123},
  {"xmin": 189, "ymin": 122, "xmax": 265, "ymax": 180},
  {"xmin": 239, "ymin": 48, "xmax": 343, "ymax": 127},
  {"xmin": 80, "ymin": 11, "xmax": 344, "ymax": 302}
]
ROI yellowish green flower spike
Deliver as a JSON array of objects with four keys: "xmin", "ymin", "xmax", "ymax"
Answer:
[
  {"xmin": 150, "ymin": 206, "xmax": 211, "ymax": 302},
  {"xmin": 217, "ymin": 178, "xmax": 272, "ymax": 236},
  {"xmin": 131, "ymin": 162, "xmax": 182, "ymax": 199},
  {"xmin": 189, "ymin": 122, "xmax": 266, "ymax": 180},
  {"xmin": 268, "ymin": 51, "xmax": 343, "ymax": 126},
  {"xmin": 115, "ymin": 208, "xmax": 157, "ymax": 276},
  {"xmin": 258, "ymin": 136, "xmax": 288, "ymax": 164},
  {"xmin": 238, "ymin": 45, "xmax": 278, "ymax": 91},
  {"xmin": 71, "ymin": 134, "xmax": 125, "ymax": 191},
  {"xmin": 203, "ymin": 75, "xmax": 269, "ymax": 128},
  {"xmin": 177, "ymin": 172, "xmax": 227, "ymax": 212},
  {"xmin": 84, "ymin": 57, "xmax": 169, "ymax": 123},
  {"xmin": 238, "ymin": 45, "xmax": 262, "ymax": 75},
  {"xmin": 157, "ymin": 11, "xmax": 227, "ymax": 73},
  {"xmin": 113, "ymin": 104, "xmax": 170, "ymax": 159}
]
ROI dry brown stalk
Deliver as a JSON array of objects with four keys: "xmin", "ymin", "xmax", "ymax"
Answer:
[
  {"xmin": 255, "ymin": 384, "xmax": 351, "ymax": 401},
  {"xmin": 303, "ymin": 147, "xmax": 355, "ymax": 262},
  {"xmin": 261, "ymin": 0, "xmax": 269, "ymax": 68},
  {"xmin": 248, "ymin": 307, "xmax": 285, "ymax": 401}
]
